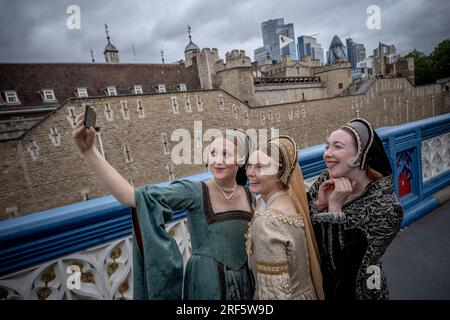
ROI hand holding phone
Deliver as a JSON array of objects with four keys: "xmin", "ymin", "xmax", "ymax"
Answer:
[
  {"xmin": 84, "ymin": 105, "xmax": 97, "ymax": 129},
  {"xmin": 73, "ymin": 110, "xmax": 96, "ymax": 154}
]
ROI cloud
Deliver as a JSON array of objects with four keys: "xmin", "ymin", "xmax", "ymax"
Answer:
[{"xmin": 0, "ymin": 0, "xmax": 448, "ymax": 63}]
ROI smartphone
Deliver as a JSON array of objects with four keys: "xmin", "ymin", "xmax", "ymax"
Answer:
[{"xmin": 83, "ymin": 105, "xmax": 97, "ymax": 129}]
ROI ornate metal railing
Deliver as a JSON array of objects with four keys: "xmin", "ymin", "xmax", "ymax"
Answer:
[
  {"xmin": 254, "ymin": 76, "xmax": 321, "ymax": 85},
  {"xmin": 1, "ymin": 114, "xmax": 449, "ymax": 299}
]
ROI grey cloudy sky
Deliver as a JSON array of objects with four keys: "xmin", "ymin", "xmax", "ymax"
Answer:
[{"xmin": 0, "ymin": 0, "xmax": 449, "ymax": 64}]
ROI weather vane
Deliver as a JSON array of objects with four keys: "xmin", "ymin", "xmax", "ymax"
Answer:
[
  {"xmin": 90, "ymin": 49, "xmax": 95, "ymax": 63},
  {"xmin": 105, "ymin": 24, "xmax": 111, "ymax": 43}
]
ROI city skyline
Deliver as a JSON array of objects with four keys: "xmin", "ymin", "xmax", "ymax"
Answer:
[
  {"xmin": 255, "ymin": 18, "xmax": 297, "ymax": 63},
  {"xmin": 0, "ymin": 0, "xmax": 449, "ymax": 64}
]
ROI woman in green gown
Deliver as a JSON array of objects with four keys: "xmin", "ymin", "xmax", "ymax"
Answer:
[{"xmin": 73, "ymin": 114, "xmax": 254, "ymax": 299}]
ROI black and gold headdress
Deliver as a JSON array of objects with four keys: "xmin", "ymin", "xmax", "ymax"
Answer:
[
  {"xmin": 341, "ymin": 118, "xmax": 374, "ymax": 170},
  {"xmin": 267, "ymin": 135, "xmax": 298, "ymax": 185}
]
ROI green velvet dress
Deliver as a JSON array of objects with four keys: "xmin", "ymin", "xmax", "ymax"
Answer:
[{"xmin": 132, "ymin": 179, "xmax": 255, "ymax": 300}]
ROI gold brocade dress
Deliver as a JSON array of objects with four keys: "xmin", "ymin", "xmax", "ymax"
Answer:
[{"xmin": 245, "ymin": 208, "xmax": 317, "ymax": 300}]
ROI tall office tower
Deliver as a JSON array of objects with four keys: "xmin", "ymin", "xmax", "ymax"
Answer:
[
  {"xmin": 326, "ymin": 35, "xmax": 348, "ymax": 64},
  {"xmin": 298, "ymin": 35, "xmax": 325, "ymax": 65},
  {"xmin": 254, "ymin": 18, "xmax": 297, "ymax": 63},
  {"xmin": 346, "ymin": 38, "xmax": 366, "ymax": 69}
]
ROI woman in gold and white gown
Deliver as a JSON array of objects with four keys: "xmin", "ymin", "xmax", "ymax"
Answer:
[{"xmin": 245, "ymin": 136, "xmax": 324, "ymax": 300}]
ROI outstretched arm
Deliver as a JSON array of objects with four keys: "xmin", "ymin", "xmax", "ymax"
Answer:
[{"xmin": 72, "ymin": 113, "xmax": 135, "ymax": 207}]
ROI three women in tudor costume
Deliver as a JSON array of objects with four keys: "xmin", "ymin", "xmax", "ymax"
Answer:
[{"xmin": 73, "ymin": 110, "xmax": 402, "ymax": 300}]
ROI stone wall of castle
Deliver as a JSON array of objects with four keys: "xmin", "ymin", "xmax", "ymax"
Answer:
[
  {"xmin": 254, "ymin": 83, "xmax": 326, "ymax": 106},
  {"xmin": 0, "ymin": 78, "xmax": 447, "ymax": 219},
  {"xmin": 314, "ymin": 62, "xmax": 353, "ymax": 98},
  {"xmin": 258, "ymin": 55, "xmax": 320, "ymax": 78}
]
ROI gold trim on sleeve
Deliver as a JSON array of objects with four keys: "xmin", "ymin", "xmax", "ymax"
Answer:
[{"xmin": 256, "ymin": 260, "xmax": 289, "ymax": 275}]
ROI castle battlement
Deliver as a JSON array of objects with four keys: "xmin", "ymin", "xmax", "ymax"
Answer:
[
  {"xmin": 314, "ymin": 61, "xmax": 351, "ymax": 74},
  {"xmin": 214, "ymin": 50, "xmax": 252, "ymax": 73},
  {"xmin": 199, "ymin": 47, "xmax": 220, "ymax": 60}
]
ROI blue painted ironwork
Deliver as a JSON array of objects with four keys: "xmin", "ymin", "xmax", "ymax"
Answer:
[{"xmin": 396, "ymin": 149, "xmax": 414, "ymax": 197}]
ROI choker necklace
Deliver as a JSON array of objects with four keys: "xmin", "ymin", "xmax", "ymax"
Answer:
[
  {"xmin": 212, "ymin": 179, "xmax": 237, "ymax": 200},
  {"xmin": 265, "ymin": 190, "xmax": 287, "ymax": 208}
]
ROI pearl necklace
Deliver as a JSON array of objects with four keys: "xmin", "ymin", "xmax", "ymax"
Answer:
[
  {"xmin": 265, "ymin": 190, "xmax": 287, "ymax": 209},
  {"xmin": 212, "ymin": 179, "xmax": 237, "ymax": 200}
]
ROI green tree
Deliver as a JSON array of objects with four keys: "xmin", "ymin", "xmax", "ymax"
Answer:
[
  {"xmin": 405, "ymin": 39, "xmax": 450, "ymax": 85},
  {"xmin": 405, "ymin": 49, "xmax": 434, "ymax": 85},
  {"xmin": 431, "ymin": 39, "xmax": 450, "ymax": 80}
]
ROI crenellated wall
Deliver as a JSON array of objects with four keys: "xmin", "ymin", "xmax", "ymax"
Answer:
[
  {"xmin": 259, "ymin": 55, "xmax": 319, "ymax": 77},
  {"xmin": 192, "ymin": 48, "xmax": 352, "ymax": 106},
  {"xmin": 214, "ymin": 50, "xmax": 256, "ymax": 106}
]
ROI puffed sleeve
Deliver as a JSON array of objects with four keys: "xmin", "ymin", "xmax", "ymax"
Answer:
[
  {"xmin": 251, "ymin": 216, "xmax": 294, "ymax": 300},
  {"xmin": 132, "ymin": 179, "xmax": 202, "ymax": 300}
]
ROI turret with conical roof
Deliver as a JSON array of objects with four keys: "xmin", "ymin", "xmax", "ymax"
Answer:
[
  {"xmin": 104, "ymin": 24, "xmax": 120, "ymax": 63},
  {"xmin": 184, "ymin": 25, "xmax": 200, "ymax": 53}
]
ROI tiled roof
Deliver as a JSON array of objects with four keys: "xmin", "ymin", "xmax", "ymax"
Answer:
[{"xmin": 0, "ymin": 62, "xmax": 201, "ymax": 108}]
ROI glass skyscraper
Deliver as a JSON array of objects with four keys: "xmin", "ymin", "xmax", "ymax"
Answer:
[
  {"xmin": 326, "ymin": 35, "xmax": 348, "ymax": 65},
  {"xmin": 346, "ymin": 38, "xmax": 366, "ymax": 70},
  {"xmin": 297, "ymin": 35, "xmax": 325, "ymax": 65},
  {"xmin": 254, "ymin": 18, "xmax": 297, "ymax": 63},
  {"xmin": 254, "ymin": 45, "xmax": 272, "ymax": 63}
]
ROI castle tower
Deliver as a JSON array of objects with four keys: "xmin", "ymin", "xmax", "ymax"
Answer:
[
  {"xmin": 184, "ymin": 25, "xmax": 200, "ymax": 67},
  {"xmin": 104, "ymin": 24, "xmax": 120, "ymax": 63},
  {"xmin": 313, "ymin": 61, "xmax": 352, "ymax": 97},
  {"xmin": 214, "ymin": 50, "xmax": 256, "ymax": 106},
  {"xmin": 195, "ymin": 48, "xmax": 220, "ymax": 89}
]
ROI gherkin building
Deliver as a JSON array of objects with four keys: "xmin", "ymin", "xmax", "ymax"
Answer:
[{"xmin": 326, "ymin": 35, "xmax": 348, "ymax": 64}]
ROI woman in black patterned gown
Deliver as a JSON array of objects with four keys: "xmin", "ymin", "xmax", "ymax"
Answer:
[{"xmin": 308, "ymin": 118, "xmax": 403, "ymax": 300}]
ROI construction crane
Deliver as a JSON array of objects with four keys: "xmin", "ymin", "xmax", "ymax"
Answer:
[{"xmin": 307, "ymin": 33, "xmax": 320, "ymax": 38}]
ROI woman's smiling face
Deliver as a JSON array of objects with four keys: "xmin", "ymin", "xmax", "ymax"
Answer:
[
  {"xmin": 324, "ymin": 129, "xmax": 358, "ymax": 178},
  {"xmin": 246, "ymin": 149, "xmax": 280, "ymax": 194},
  {"xmin": 207, "ymin": 137, "xmax": 238, "ymax": 181}
]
